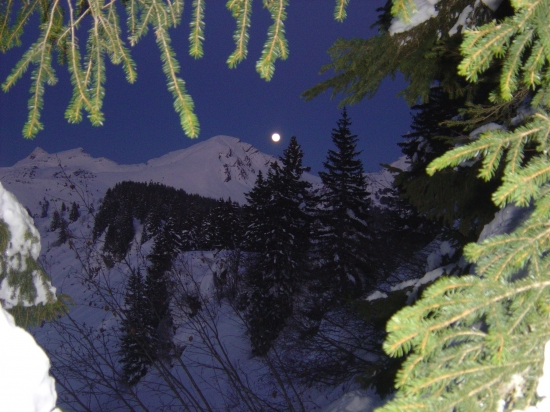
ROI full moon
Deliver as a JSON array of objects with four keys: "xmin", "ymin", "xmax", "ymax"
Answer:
[{"xmin": 271, "ymin": 133, "xmax": 281, "ymax": 142}]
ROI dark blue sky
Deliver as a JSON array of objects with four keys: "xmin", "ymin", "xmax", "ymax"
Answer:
[{"xmin": 0, "ymin": 1, "xmax": 411, "ymax": 173}]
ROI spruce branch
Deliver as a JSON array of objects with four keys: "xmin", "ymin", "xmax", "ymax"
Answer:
[
  {"xmin": 87, "ymin": 20, "xmax": 106, "ymax": 126},
  {"xmin": 334, "ymin": 0, "xmax": 350, "ymax": 22},
  {"xmin": 128, "ymin": 0, "xmax": 156, "ymax": 46},
  {"xmin": 500, "ymin": 29, "xmax": 534, "ymax": 100},
  {"xmin": 226, "ymin": 0, "xmax": 253, "ymax": 68},
  {"xmin": 459, "ymin": 0, "xmax": 548, "ymax": 100},
  {"xmin": 189, "ymin": 0, "xmax": 205, "ymax": 58},
  {"xmin": 0, "ymin": 0, "xmax": 40, "ymax": 52},
  {"xmin": 523, "ymin": 39, "xmax": 545, "ymax": 88},
  {"xmin": 458, "ymin": 22, "xmax": 517, "ymax": 84},
  {"xmin": 493, "ymin": 155, "xmax": 550, "ymax": 206},
  {"xmin": 0, "ymin": 0, "xmax": 14, "ymax": 50},
  {"xmin": 166, "ymin": 0, "xmax": 184, "ymax": 25},
  {"xmin": 126, "ymin": 0, "xmax": 138, "ymax": 40},
  {"xmin": 370, "ymin": 1, "xmax": 550, "ymax": 410},
  {"xmin": 427, "ymin": 113, "xmax": 550, "ymax": 183},
  {"xmin": 65, "ymin": 0, "xmax": 94, "ymax": 125},
  {"xmin": 379, "ymin": 272, "xmax": 550, "ymax": 411},
  {"xmin": 23, "ymin": 0, "xmax": 62, "ymax": 138},
  {"xmin": 256, "ymin": 0, "xmax": 288, "ymax": 81},
  {"xmin": 105, "ymin": 2, "xmax": 137, "ymax": 83},
  {"xmin": 155, "ymin": 26, "xmax": 199, "ymax": 138}
]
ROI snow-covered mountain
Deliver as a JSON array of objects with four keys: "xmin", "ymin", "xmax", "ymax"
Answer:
[
  {"xmin": 0, "ymin": 134, "xmax": 401, "ymax": 215},
  {"xmin": 0, "ymin": 135, "xmax": 320, "ymax": 209}
]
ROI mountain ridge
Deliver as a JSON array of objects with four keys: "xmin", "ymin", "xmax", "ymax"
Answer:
[
  {"xmin": 0, "ymin": 135, "xmax": 403, "ymax": 213},
  {"xmin": 0, "ymin": 135, "xmax": 292, "ymax": 207}
]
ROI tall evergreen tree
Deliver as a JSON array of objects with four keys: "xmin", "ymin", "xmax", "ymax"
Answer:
[
  {"xmin": 49, "ymin": 210, "xmax": 61, "ymax": 232},
  {"xmin": 55, "ymin": 217, "xmax": 70, "ymax": 246},
  {"xmin": 40, "ymin": 198, "xmax": 50, "ymax": 218},
  {"xmin": 242, "ymin": 171, "xmax": 270, "ymax": 253},
  {"xmin": 143, "ymin": 227, "xmax": 176, "ymax": 363},
  {"xmin": 50, "ymin": 209, "xmax": 71, "ymax": 246},
  {"xmin": 316, "ymin": 108, "xmax": 373, "ymax": 300},
  {"xmin": 243, "ymin": 136, "xmax": 314, "ymax": 355},
  {"xmin": 103, "ymin": 205, "xmax": 135, "ymax": 262},
  {"xmin": 69, "ymin": 201, "xmax": 80, "ymax": 222},
  {"xmin": 395, "ymin": 86, "xmax": 500, "ymax": 242},
  {"xmin": 119, "ymin": 268, "xmax": 153, "ymax": 386},
  {"xmin": 204, "ymin": 198, "xmax": 243, "ymax": 251}
]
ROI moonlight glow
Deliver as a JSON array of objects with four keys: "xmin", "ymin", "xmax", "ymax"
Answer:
[{"xmin": 271, "ymin": 133, "xmax": 281, "ymax": 142}]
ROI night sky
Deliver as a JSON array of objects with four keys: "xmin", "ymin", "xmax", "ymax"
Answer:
[{"xmin": 0, "ymin": 1, "xmax": 411, "ymax": 174}]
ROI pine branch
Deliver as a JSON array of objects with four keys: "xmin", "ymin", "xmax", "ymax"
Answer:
[
  {"xmin": 0, "ymin": 0, "xmax": 40, "ymax": 52},
  {"xmin": 155, "ymin": 26, "xmax": 199, "ymax": 137},
  {"xmin": 227, "ymin": 0, "xmax": 253, "ymax": 68},
  {"xmin": 65, "ymin": 0, "xmax": 94, "ymax": 125},
  {"xmin": 523, "ymin": 39, "xmax": 545, "ymax": 88},
  {"xmin": 105, "ymin": 2, "xmax": 137, "ymax": 83},
  {"xmin": 87, "ymin": 17, "xmax": 106, "ymax": 126},
  {"xmin": 166, "ymin": 0, "xmax": 184, "ymax": 25},
  {"xmin": 493, "ymin": 155, "xmax": 550, "ymax": 206},
  {"xmin": 256, "ymin": 0, "xmax": 288, "ymax": 81},
  {"xmin": 23, "ymin": 0, "xmax": 62, "ymax": 138},
  {"xmin": 333, "ymin": 0, "xmax": 350, "ymax": 22},
  {"xmin": 189, "ymin": 0, "xmax": 205, "ymax": 58},
  {"xmin": 500, "ymin": 29, "xmax": 534, "ymax": 100}
]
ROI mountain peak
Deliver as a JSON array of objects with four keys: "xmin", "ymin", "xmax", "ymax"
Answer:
[
  {"xmin": 28, "ymin": 147, "xmax": 49, "ymax": 160},
  {"xmin": 13, "ymin": 147, "xmax": 95, "ymax": 168},
  {"xmin": 1, "ymin": 136, "xmax": 287, "ymax": 207}
]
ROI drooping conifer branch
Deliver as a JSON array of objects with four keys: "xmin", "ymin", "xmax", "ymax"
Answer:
[
  {"xmin": 1, "ymin": 0, "xmax": 354, "ymax": 139},
  {"xmin": 189, "ymin": 0, "xmax": 205, "ymax": 58},
  {"xmin": 333, "ymin": 0, "xmax": 350, "ymax": 22},
  {"xmin": 0, "ymin": 0, "xmax": 40, "ymax": 52},
  {"xmin": 255, "ymin": 0, "xmax": 288, "ymax": 80},
  {"xmin": 24, "ymin": 0, "xmax": 61, "ymax": 138},
  {"xmin": 155, "ymin": 24, "xmax": 199, "ymax": 137},
  {"xmin": 226, "ymin": 0, "xmax": 253, "ymax": 68}
]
